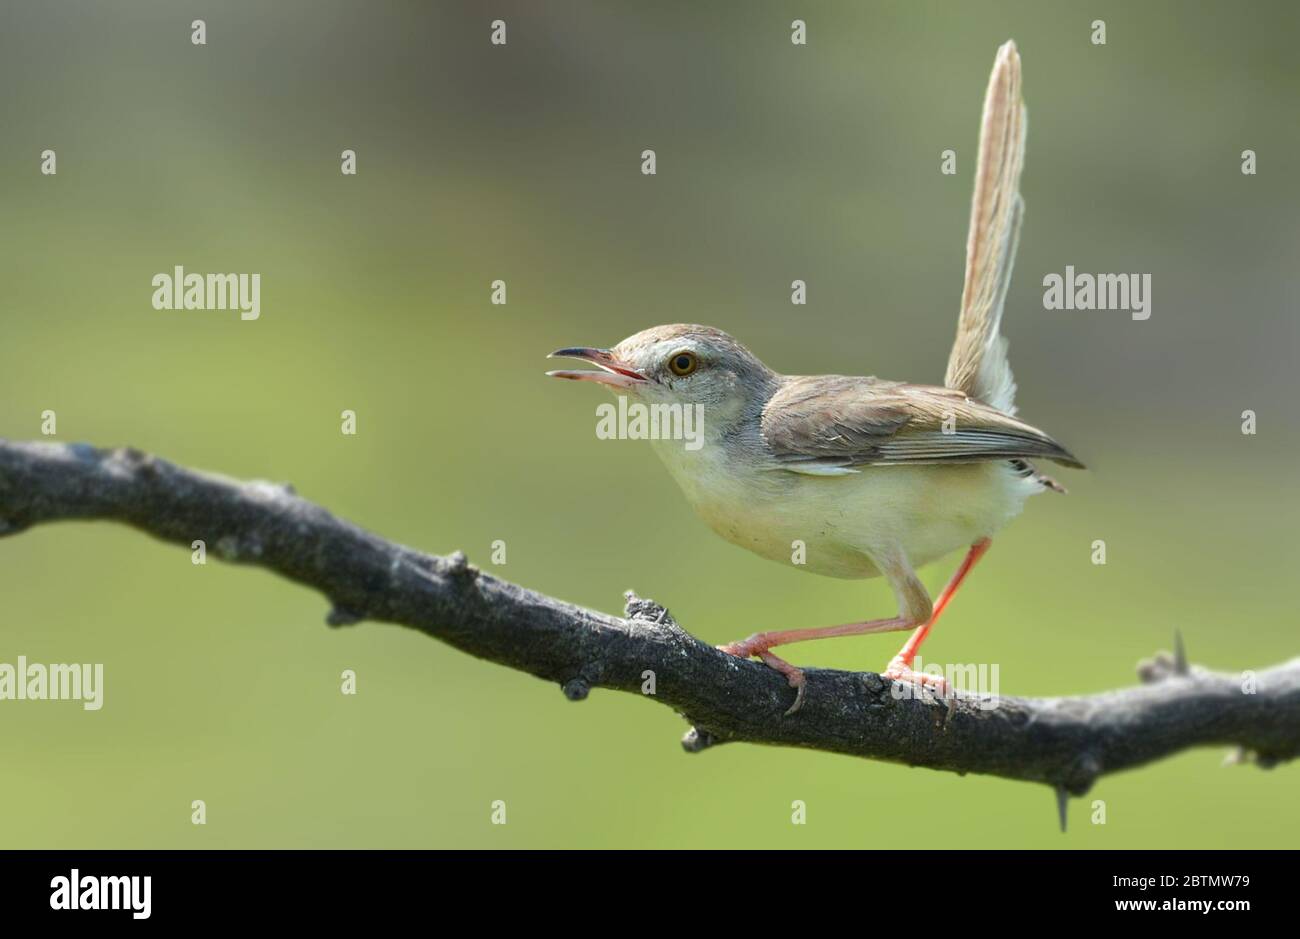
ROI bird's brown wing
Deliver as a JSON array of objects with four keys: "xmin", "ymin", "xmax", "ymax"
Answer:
[
  {"xmin": 761, "ymin": 375, "xmax": 1084, "ymax": 472},
  {"xmin": 945, "ymin": 40, "xmax": 1025, "ymax": 415}
]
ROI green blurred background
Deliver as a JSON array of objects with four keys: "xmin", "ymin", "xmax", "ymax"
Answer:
[{"xmin": 1, "ymin": 1, "xmax": 1296, "ymax": 848}]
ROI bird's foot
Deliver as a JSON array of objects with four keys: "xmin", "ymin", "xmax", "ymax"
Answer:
[
  {"xmin": 759, "ymin": 652, "xmax": 807, "ymax": 715},
  {"xmin": 718, "ymin": 636, "xmax": 806, "ymax": 715},
  {"xmin": 882, "ymin": 656, "xmax": 952, "ymax": 701},
  {"xmin": 717, "ymin": 633, "xmax": 768, "ymax": 660}
]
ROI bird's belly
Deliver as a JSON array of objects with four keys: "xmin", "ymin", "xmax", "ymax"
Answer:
[{"xmin": 681, "ymin": 462, "xmax": 1036, "ymax": 579}]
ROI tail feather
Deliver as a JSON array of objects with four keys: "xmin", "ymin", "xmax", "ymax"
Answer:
[{"xmin": 945, "ymin": 40, "xmax": 1026, "ymax": 415}]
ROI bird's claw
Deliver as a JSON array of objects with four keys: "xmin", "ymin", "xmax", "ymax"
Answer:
[
  {"xmin": 884, "ymin": 657, "xmax": 953, "ymax": 702},
  {"xmin": 719, "ymin": 639, "xmax": 807, "ymax": 715},
  {"xmin": 779, "ymin": 671, "xmax": 807, "ymax": 716}
]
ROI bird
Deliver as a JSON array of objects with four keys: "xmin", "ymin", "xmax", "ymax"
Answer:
[{"xmin": 546, "ymin": 41, "xmax": 1082, "ymax": 714}]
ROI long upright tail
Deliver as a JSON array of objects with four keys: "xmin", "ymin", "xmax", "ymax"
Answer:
[{"xmin": 944, "ymin": 40, "xmax": 1026, "ymax": 415}]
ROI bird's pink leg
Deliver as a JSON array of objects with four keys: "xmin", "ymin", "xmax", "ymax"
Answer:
[
  {"xmin": 718, "ymin": 542, "xmax": 990, "ymax": 713},
  {"xmin": 883, "ymin": 538, "xmax": 992, "ymax": 693},
  {"xmin": 719, "ymin": 615, "xmax": 912, "ymax": 716},
  {"xmin": 720, "ymin": 615, "xmax": 913, "ymax": 660}
]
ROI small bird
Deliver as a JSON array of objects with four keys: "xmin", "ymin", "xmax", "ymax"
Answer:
[{"xmin": 547, "ymin": 41, "xmax": 1082, "ymax": 713}]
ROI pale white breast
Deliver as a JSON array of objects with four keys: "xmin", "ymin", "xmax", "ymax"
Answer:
[{"xmin": 650, "ymin": 436, "xmax": 1038, "ymax": 579}]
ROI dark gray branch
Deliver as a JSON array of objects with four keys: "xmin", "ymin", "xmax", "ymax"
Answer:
[{"xmin": 2, "ymin": 439, "xmax": 1296, "ymax": 797}]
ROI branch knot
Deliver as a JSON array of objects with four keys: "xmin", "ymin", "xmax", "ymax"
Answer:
[{"xmin": 445, "ymin": 550, "xmax": 479, "ymax": 581}]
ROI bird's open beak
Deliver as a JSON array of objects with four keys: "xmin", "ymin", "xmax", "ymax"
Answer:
[{"xmin": 546, "ymin": 347, "xmax": 648, "ymax": 389}]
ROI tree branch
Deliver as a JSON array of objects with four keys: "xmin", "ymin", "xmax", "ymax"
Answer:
[{"xmin": 2, "ymin": 439, "xmax": 1296, "ymax": 799}]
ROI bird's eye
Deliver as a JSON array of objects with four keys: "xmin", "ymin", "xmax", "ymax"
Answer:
[{"xmin": 668, "ymin": 351, "xmax": 698, "ymax": 376}]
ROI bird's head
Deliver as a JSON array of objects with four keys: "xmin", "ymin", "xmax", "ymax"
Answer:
[{"xmin": 547, "ymin": 324, "xmax": 777, "ymax": 425}]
